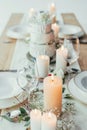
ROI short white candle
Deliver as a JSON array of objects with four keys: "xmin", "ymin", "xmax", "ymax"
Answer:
[
  {"xmin": 56, "ymin": 50, "xmax": 67, "ymax": 71},
  {"xmin": 52, "ymin": 23, "xmax": 59, "ymax": 37},
  {"xmin": 42, "ymin": 112, "xmax": 57, "ymax": 130},
  {"xmin": 30, "ymin": 109, "xmax": 41, "ymax": 130},
  {"xmin": 44, "ymin": 75, "xmax": 62, "ymax": 115},
  {"xmin": 35, "ymin": 55, "xmax": 49, "ymax": 78},
  {"xmin": 29, "ymin": 8, "xmax": 35, "ymax": 17},
  {"xmin": 50, "ymin": 3, "xmax": 56, "ymax": 14}
]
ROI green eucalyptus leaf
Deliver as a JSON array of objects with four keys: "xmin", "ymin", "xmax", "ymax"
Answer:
[
  {"xmin": 20, "ymin": 108, "xmax": 28, "ymax": 116},
  {"xmin": 24, "ymin": 116, "xmax": 30, "ymax": 121},
  {"xmin": 1, "ymin": 115, "xmax": 13, "ymax": 122},
  {"xmin": 64, "ymin": 94, "xmax": 73, "ymax": 99},
  {"xmin": 62, "ymin": 87, "xmax": 65, "ymax": 93},
  {"xmin": 24, "ymin": 120, "xmax": 30, "ymax": 127}
]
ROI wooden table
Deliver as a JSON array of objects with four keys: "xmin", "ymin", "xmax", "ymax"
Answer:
[{"xmin": 0, "ymin": 13, "xmax": 23, "ymax": 70}]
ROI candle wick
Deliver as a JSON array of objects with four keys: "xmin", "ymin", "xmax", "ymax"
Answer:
[{"xmin": 51, "ymin": 78, "xmax": 54, "ymax": 82}]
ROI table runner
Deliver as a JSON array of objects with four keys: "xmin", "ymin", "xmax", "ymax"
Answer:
[
  {"xmin": 62, "ymin": 13, "xmax": 87, "ymax": 70},
  {"xmin": 0, "ymin": 13, "xmax": 23, "ymax": 70}
]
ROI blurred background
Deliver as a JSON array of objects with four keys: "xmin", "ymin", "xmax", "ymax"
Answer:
[{"xmin": 0, "ymin": 0, "xmax": 87, "ymax": 35}]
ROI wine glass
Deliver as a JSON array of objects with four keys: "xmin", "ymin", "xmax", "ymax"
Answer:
[
  {"xmin": 63, "ymin": 37, "xmax": 80, "ymax": 65},
  {"xmin": 17, "ymin": 67, "xmax": 39, "ymax": 107}
]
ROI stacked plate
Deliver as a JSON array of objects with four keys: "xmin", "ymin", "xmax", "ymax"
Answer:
[
  {"xmin": 68, "ymin": 71, "xmax": 87, "ymax": 104},
  {"xmin": 58, "ymin": 24, "xmax": 84, "ymax": 39},
  {"xmin": 0, "ymin": 72, "xmax": 27, "ymax": 109},
  {"xmin": 6, "ymin": 24, "xmax": 30, "ymax": 39}
]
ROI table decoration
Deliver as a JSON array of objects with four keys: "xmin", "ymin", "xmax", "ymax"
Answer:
[
  {"xmin": 49, "ymin": 3, "xmax": 56, "ymax": 23},
  {"xmin": 44, "ymin": 75, "xmax": 62, "ymax": 116},
  {"xmin": 35, "ymin": 55, "xmax": 50, "ymax": 78},
  {"xmin": 56, "ymin": 45, "xmax": 68, "ymax": 72},
  {"xmin": 1, "ymin": 85, "xmax": 77, "ymax": 130},
  {"xmin": 56, "ymin": 51, "xmax": 67, "ymax": 72},
  {"xmin": 28, "ymin": 10, "xmax": 56, "ymax": 58},
  {"xmin": 30, "ymin": 109, "xmax": 41, "ymax": 130},
  {"xmin": 41, "ymin": 112, "xmax": 57, "ymax": 130},
  {"xmin": 29, "ymin": 8, "xmax": 36, "ymax": 18},
  {"xmin": 52, "ymin": 23, "xmax": 59, "ymax": 38},
  {"xmin": 50, "ymin": 3, "xmax": 56, "ymax": 15}
]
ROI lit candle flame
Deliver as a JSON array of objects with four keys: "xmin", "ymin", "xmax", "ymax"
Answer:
[
  {"xmin": 51, "ymin": 3, "xmax": 55, "ymax": 8},
  {"xmin": 76, "ymin": 38, "xmax": 79, "ymax": 44},
  {"xmin": 29, "ymin": 8, "xmax": 35, "ymax": 17},
  {"xmin": 61, "ymin": 45, "xmax": 64, "ymax": 51},
  {"xmin": 30, "ymin": 8, "xmax": 34, "ymax": 12},
  {"xmin": 48, "ymin": 112, "xmax": 52, "ymax": 119},
  {"xmin": 34, "ymin": 109, "xmax": 37, "ymax": 113},
  {"xmin": 50, "ymin": 3, "xmax": 56, "ymax": 14}
]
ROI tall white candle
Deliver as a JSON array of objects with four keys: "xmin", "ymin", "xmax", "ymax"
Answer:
[
  {"xmin": 29, "ymin": 8, "xmax": 35, "ymax": 17},
  {"xmin": 56, "ymin": 52, "xmax": 66, "ymax": 71},
  {"xmin": 30, "ymin": 109, "xmax": 41, "ymax": 130},
  {"xmin": 35, "ymin": 55, "xmax": 49, "ymax": 78},
  {"xmin": 58, "ymin": 45, "xmax": 68, "ymax": 59},
  {"xmin": 42, "ymin": 112, "xmax": 57, "ymax": 130},
  {"xmin": 50, "ymin": 3, "xmax": 56, "ymax": 14},
  {"xmin": 52, "ymin": 23, "xmax": 59, "ymax": 37},
  {"xmin": 44, "ymin": 75, "xmax": 62, "ymax": 115},
  {"xmin": 50, "ymin": 3, "xmax": 56, "ymax": 23},
  {"xmin": 56, "ymin": 46, "xmax": 68, "ymax": 72}
]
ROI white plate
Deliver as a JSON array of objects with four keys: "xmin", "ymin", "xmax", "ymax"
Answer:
[
  {"xmin": 6, "ymin": 24, "xmax": 30, "ymax": 39},
  {"xmin": 0, "ymin": 72, "xmax": 27, "ymax": 99},
  {"xmin": 0, "ymin": 92, "xmax": 27, "ymax": 109},
  {"xmin": 74, "ymin": 71, "xmax": 87, "ymax": 93},
  {"xmin": 68, "ymin": 78, "xmax": 87, "ymax": 104},
  {"xmin": 58, "ymin": 25, "xmax": 84, "ymax": 38}
]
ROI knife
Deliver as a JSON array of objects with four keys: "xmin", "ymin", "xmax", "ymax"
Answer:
[{"xmin": 0, "ymin": 70, "xmax": 17, "ymax": 72}]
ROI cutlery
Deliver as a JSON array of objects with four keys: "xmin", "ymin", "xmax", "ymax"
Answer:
[
  {"xmin": 80, "ymin": 39, "xmax": 87, "ymax": 44},
  {"xmin": 0, "ymin": 70, "xmax": 17, "ymax": 72}
]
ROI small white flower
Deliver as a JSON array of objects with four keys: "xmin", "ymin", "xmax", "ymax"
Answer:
[{"xmin": 10, "ymin": 110, "xmax": 21, "ymax": 118}]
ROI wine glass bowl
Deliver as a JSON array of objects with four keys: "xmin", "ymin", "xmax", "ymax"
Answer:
[
  {"xmin": 63, "ymin": 37, "xmax": 80, "ymax": 65},
  {"xmin": 17, "ymin": 68, "xmax": 39, "ymax": 102}
]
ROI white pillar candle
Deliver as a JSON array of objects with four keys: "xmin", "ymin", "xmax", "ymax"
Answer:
[
  {"xmin": 56, "ymin": 50, "xmax": 67, "ymax": 71},
  {"xmin": 44, "ymin": 75, "xmax": 62, "ymax": 115},
  {"xmin": 42, "ymin": 112, "xmax": 57, "ymax": 130},
  {"xmin": 59, "ymin": 45, "xmax": 68, "ymax": 59},
  {"xmin": 49, "ymin": 3, "xmax": 56, "ymax": 23},
  {"xmin": 50, "ymin": 3, "xmax": 56, "ymax": 14},
  {"xmin": 30, "ymin": 109, "xmax": 41, "ymax": 130},
  {"xmin": 56, "ymin": 46, "xmax": 68, "ymax": 72},
  {"xmin": 52, "ymin": 23, "xmax": 59, "ymax": 37},
  {"xmin": 29, "ymin": 8, "xmax": 35, "ymax": 17},
  {"xmin": 35, "ymin": 55, "xmax": 49, "ymax": 78}
]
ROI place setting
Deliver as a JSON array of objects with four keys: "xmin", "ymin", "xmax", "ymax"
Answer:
[
  {"xmin": 68, "ymin": 71, "xmax": 87, "ymax": 104},
  {"xmin": 0, "ymin": 71, "xmax": 28, "ymax": 109}
]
